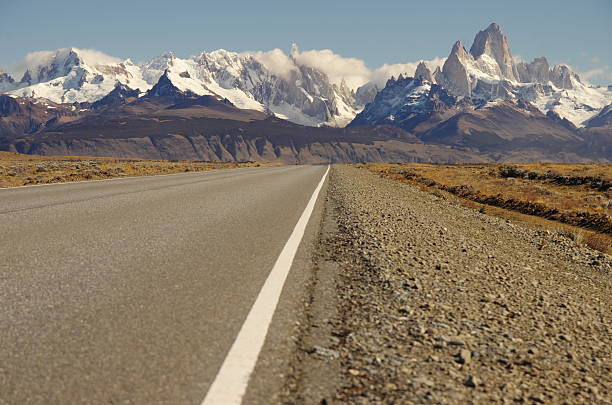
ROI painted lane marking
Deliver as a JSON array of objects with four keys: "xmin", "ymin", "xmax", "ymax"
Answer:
[{"xmin": 201, "ymin": 165, "xmax": 330, "ymax": 405}]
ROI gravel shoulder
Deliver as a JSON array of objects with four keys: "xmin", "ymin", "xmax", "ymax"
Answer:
[{"xmin": 288, "ymin": 165, "xmax": 611, "ymax": 404}]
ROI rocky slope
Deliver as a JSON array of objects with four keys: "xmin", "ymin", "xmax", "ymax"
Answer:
[
  {"xmin": 0, "ymin": 95, "xmax": 83, "ymax": 137},
  {"xmin": 585, "ymin": 103, "xmax": 612, "ymax": 128},
  {"xmin": 2, "ymin": 112, "xmax": 487, "ymax": 164},
  {"xmin": 1, "ymin": 90, "xmax": 607, "ymax": 163},
  {"xmin": 287, "ymin": 165, "xmax": 611, "ymax": 403},
  {"xmin": 418, "ymin": 99, "xmax": 583, "ymax": 149}
]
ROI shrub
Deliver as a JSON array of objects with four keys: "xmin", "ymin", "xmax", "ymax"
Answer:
[{"xmin": 585, "ymin": 233, "xmax": 610, "ymax": 253}]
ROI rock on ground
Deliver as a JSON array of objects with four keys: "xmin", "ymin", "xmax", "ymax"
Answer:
[{"xmin": 287, "ymin": 165, "xmax": 611, "ymax": 404}]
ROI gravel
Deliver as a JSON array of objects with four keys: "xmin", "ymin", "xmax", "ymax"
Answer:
[{"xmin": 293, "ymin": 165, "xmax": 611, "ymax": 404}]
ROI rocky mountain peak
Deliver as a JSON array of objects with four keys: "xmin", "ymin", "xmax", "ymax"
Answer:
[
  {"xmin": 145, "ymin": 70, "xmax": 192, "ymax": 98},
  {"xmin": 485, "ymin": 22, "xmax": 502, "ymax": 34},
  {"xmin": 442, "ymin": 41, "xmax": 471, "ymax": 97},
  {"xmin": 450, "ymin": 41, "xmax": 469, "ymax": 60},
  {"xmin": 532, "ymin": 56, "xmax": 548, "ymax": 65},
  {"xmin": 355, "ymin": 82, "xmax": 378, "ymax": 106},
  {"xmin": 349, "ymin": 75, "xmax": 459, "ymax": 132},
  {"xmin": 469, "ymin": 22, "xmax": 516, "ymax": 81},
  {"xmin": 349, "ymin": 22, "xmax": 611, "ymax": 131},
  {"xmin": 0, "ymin": 70, "xmax": 14, "ymax": 82},
  {"xmin": 514, "ymin": 56, "xmax": 549, "ymax": 84},
  {"xmin": 415, "ymin": 61, "xmax": 433, "ymax": 82},
  {"xmin": 91, "ymin": 82, "xmax": 141, "ymax": 109},
  {"xmin": 114, "ymin": 81, "xmax": 135, "ymax": 92},
  {"xmin": 19, "ymin": 48, "xmax": 83, "ymax": 85},
  {"xmin": 550, "ymin": 64, "xmax": 580, "ymax": 89},
  {"xmin": 336, "ymin": 78, "xmax": 353, "ymax": 99},
  {"xmin": 0, "ymin": 71, "xmax": 16, "ymax": 93}
]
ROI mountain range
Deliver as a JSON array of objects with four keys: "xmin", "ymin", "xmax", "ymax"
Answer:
[
  {"xmin": 0, "ymin": 44, "xmax": 368, "ymax": 128},
  {"xmin": 0, "ymin": 23, "xmax": 610, "ymax": 163}
]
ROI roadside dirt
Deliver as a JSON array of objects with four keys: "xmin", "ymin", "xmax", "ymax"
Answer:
[
  {"xmin": 0, "ymin": 151, "xmax": 266, "ymax": 188},
  {"xmin": 288, "ymin": 165, "xmax": 610, "ymax": 404}
]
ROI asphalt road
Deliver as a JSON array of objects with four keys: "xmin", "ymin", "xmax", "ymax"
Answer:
[{"xmin": 0, "ymin": 165, "xmax": 328, "ymax": 405}]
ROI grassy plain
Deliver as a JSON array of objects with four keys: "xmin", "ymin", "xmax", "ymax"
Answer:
[
  {"xmin": 364, "ymin": 162, "xmax": 611, "ymax": 253},
  {"xmin": 0, "ymin": 151, "xmax": 267, "ymax": 188}
]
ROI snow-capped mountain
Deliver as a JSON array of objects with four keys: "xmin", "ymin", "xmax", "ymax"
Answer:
[
  {"xmin": 1, "ymin": 46, "xmax": 364, "ymax": 127},
  {"xmin": 137, "ymin": 46, "xmax": 362, "ymax": 126},
  {"xmin": 1, "ymin": 25, "xmax": 610, "ymax": 128},
  {"xmin": 4, "ymin": 48, "xmax": 149, "ymax": 104},
  {"xmin": 353, "ymin": 23, "xmax": 611, "ymax": 129},
  {"xmin": 350, "ymin": 76, "xmax": 462, "ymax": 131}
]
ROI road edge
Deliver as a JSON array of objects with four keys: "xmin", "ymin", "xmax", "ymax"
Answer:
[{"xmin": 207, "ymin": 165, "xmax": 330, "ymax": 404}]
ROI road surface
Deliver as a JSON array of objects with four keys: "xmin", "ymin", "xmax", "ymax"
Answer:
[{"xmin": 0, "ymin": 165, "xmax": 328, "ymax": 404}]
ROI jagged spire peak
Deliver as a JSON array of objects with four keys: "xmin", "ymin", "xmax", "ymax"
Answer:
[
  {"xmin": 485, "ymin": 22, "xmax": 502, "ymax": 33},
  {"xmin": 290, "ymin": 43, "xmax": 299, "ymax": 58},
  {"xmin": 469, "ymin": 23, "xmax": 516, "ymax": 81},
  {"xmin": 451, "ymin": 40, "xmax": 464, "ymax": 52}
]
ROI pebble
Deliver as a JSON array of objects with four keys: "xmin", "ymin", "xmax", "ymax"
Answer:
[
  {"xmin": 459, "ymin": 349, "xmax": 471, "ymax": 364},
  {"xmin": 464, "ymin": 375, "xmax": 480, "ymax": 388},
  {"xmin": 311, "ymin": 345, "xmax": 339, "ymax": 359},
  {"xmin": 305, "ymin": 166, "xmax": 611, "ymax": 404}
]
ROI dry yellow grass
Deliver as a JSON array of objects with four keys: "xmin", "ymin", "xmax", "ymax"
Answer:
[
  {"xmin": 0, "ymin": 152, "xmax": 270, "ymax": 188},
  {"xmin": 362, "ymin": 162, "xmax": 611, "ymax": 253},
  {"xmin": 509, "ymin": 162, "xmax": 611, "ymax": 178}
]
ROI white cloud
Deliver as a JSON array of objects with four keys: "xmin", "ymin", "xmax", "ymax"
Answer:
[
  {"xmin": 578, "ymin": 66, "xmax": 612, "ymax": 83},
  {"xmin": 12, "ymin": 50, "xmax": 59, "ymax": 79},
  {"xmin": 581, "ymin": 68, "xmax": 605, "ymax": 80},
  {"xmin": 243, "ymin": 48, "xmax": 297, "ymax": 80},
  {"xmin": 73, "ymin": 48, "xmax": 121, "ymax": 66},
  {"xmin": 246, "ymin": 44, "xmax": 445, "ymax": 91},
  {"xmin": 291, "ymin": 46, "xmax": 371, "ymax": 89},
  {"xmin": 11, "ymin": 47, "xmax": 121, "ymax": 79},
  {"xmin": 370, "ymin": 63, "xmax": 420, "ymax": 88},
  {"xmin": 370, "ymin": 58, "xmax": 446, "ymax": 88}
]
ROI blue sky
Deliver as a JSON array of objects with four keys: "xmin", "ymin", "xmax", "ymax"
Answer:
[{"xmin": 1, "ymin": 0, "xmax": 611, "ymax": 85}]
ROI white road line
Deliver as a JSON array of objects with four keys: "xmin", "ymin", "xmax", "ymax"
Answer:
[{"xmin": 201, "ymin": 165, "xmax": 330, "ymax": 405}]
